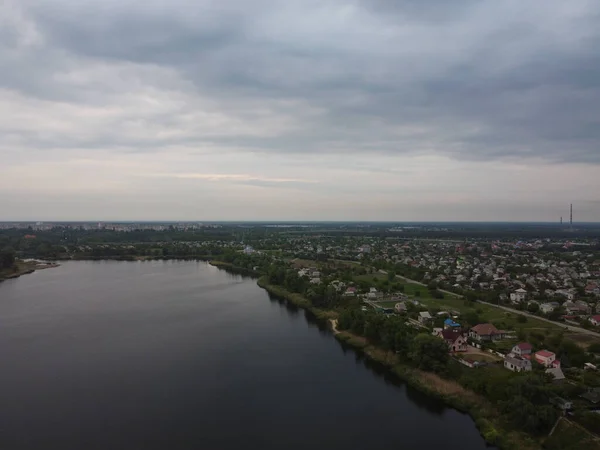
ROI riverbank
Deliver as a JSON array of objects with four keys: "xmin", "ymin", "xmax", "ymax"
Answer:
[
  {"xmin": 333, "ymin": 326, "xmax": 540, "ymax": 450},
  {"xmin": 252, "ymin": 277, "xmax": 539, "ymax": 450},
  {"xmin": 207, "ymin": 260, "xmax": 261, "ymax": 277},
  {"xmin": 0, "ymin": 260, "xmax": 60, "ymax": 282},
  {"xmin": 256, "ymin": 277, "xmax": 338, "ymax": 320}
]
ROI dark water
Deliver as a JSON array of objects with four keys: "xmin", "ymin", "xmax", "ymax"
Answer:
[{"xmin": 0, "ymin": 261, "xmax": 493, "ymax": 449}]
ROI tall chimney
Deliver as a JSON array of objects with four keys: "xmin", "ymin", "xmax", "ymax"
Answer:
[{"xmin": 570, "ymin": 204, "xmax": 573, "ymax": 228}]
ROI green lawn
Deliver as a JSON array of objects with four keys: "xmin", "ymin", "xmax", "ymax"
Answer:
[
  {"xmin": 353, "ymin": 275, "xmax": 570, "ymax": 338},
  {"xmin": 416, "ymin": 293, "xmax": 561, "ymax": 331},
  {"xmin": 462, "ymin": 353, "xmax": 501, "ymax": 363},
  {"xmin": 354, "ymin": 273, "xmax": 388, "ymax": 283},
  {"xmin": 544, "ymin": 418, "xmax": 600, "ymax": 450}
]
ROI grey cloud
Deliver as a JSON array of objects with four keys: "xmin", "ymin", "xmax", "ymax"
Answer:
[
  {"xmin": 2, "ymin": 0, "xmax": 600, "ymax": 165},
  {"xmin": 357, "ymin": 0, "xmax": 479, "ymax": 23}
]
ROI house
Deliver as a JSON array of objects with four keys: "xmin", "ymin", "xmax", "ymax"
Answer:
[
  {"xmin": 556, "ymin": 290, "xmax": 575, "ymax": 301},
  {"xmin": 575, "ymin": 300, "xmax": 592, "ymax": 314},
  {"xmin": 534, "ymin": 350, "xmax": 560, "ymax": 368},
  {"xmin": 434, "ymin": 328, "xmax": 467, "ymax": 352},
  {"xmin": 540, "ymin": 302, "xmax": 560, "ymax": 314},
  {"xmin": 546, "ymin": 367, "xmax": 566, "ymax": 382},
  {"xmin": 585, "ymin": 283, "xmax": 600, "ymax": 296},
  {"xmin": 589, "ymin": 315, "xmax": 600, "ymax": 326},
  {"xmin": 440, "ymin": 328, "xmax": 468, "ymax": 352},
  {"xmin": 344, "ymin": 287, "xmax": 357, "ymax": 297},
  {"xmin": 444, "ymin": 318, "xmax": 461, "ymax": 329},
  {"xmin": 510, "ymin": 288, "xmax": 527, "ymax": 303},
  {"xmin": 469, "ymin": 323, "xmax": 507, "ymax": 342},
  {"xmin": 310, "ymin": 277, "xmax": 321, "ymax": 284},
  {"xmin": 395, "ymin": 302, "xmax": 408, "ymax": 314},
  {"xmin": 564, "ymin": 300, "xmax": 589, "ymax": 315},
  {"xmin": 511, "ymin": 342, "xmax": 533, "ymax": 357},
  {"xmin": 504, "ymin": 354, "xmax": 532, "ymax": 372},
  {"xmin": 419, "ymin": 311, "xmax": 433, "ymax": 324}
]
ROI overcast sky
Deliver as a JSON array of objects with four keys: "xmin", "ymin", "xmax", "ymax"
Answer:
[{"xmin": 1, "ymin": 0, "xmax": 600, "ymax": 222}]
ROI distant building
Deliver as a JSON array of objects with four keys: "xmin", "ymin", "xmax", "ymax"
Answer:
[
  {"xmin": 540, "ymin": 302, "xmax": 560, "ymax": 314},
  {"xmin": 546, "ymin": 367, "xmax": 566, "ymax": 382},
  {"xmin": 510, "ymin": 288, "xmax": 527, "ymax": 304},
  {"xmin": 469, "ymin": 323, "xmax": 507, "ymax": 342},
  {"xmin": 419, "ymin": 311, "xmax": 433, "ymax": 324},
  {"xmin": 511, "ymin": 342, "xmax": 533, "ymax": 357},
  {"xmin": 589, "ymin": 315, "xmax": 600, "ymax": 326},
  {"xmin": 504, "ymin": 355, "xmax": 532, "ymax": 372},
  {"xmin": 438, "ymin": 328, "xmax": 467, "ymax": 352},
  {"xmin": 534, "ymin": 350, "xmax": 560, "ymax": 368},
  {"xmin": 444, "ymin": 318, "xmax": 461, "ymax": 329},
  {"xmin": 395, "ymin": 302, "xmax": 408, "ymax": 314}
]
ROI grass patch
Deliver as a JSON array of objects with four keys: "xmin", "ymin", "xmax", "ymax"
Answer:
[
  {"xmin": 544, "ymin": 418, "xmax": 600, "ymax": 450},
  {"xmin": 416, "ymin": 294, "xmax": 562, "ymax": 333},
  {"xmin": 354, "ymin": 273, "xmax": 388, "ymax": 283},
  {"xmin": 463, "ymin": 353, "xmax": 501, "ymax": 363}
]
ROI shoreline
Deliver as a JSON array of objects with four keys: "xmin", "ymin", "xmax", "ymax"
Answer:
[
  {"xmin": 0, "ymin": 261, "xmax": 60, "ymax": 282},
  {"xmin": 254, "ymin": 277, "xmax": 539, "ymax": 450}
]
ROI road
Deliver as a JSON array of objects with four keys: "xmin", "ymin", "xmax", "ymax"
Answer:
[
  {"xmin": 376, "ymin": 269, "xmax": 600, "ymax": 339},
  {"xmin": 477, "ymin": 300, "xmax": 600, "ymax": 338}
]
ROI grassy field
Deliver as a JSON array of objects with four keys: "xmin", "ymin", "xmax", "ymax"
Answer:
[
  {"xmin": 290, "ymin": 258, "xmax": 362, "ymax": 270},
  {"xmin": 463, "ymin": 353, "xmax": 501, "ymax": 363},
  {"xmin": 354, "ymin": 273, "xmax": 388, "ymax": 283},
  {"xmin": 413, "ymin": 289, "xmax": 562, "ymax": 332},
  {"xmin": 544, "ymin": 418, "xmax": 600, "ymax": 450},
  {"xmin": 358, "ymin": 275, "xmax": 565, "ymax": 334}
]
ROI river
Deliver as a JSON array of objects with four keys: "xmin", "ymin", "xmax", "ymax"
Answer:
[{"xmin": 0, "ymin": 261, "xmax": 494, "ymax": 449}]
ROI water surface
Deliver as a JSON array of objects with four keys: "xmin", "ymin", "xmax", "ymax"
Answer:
[{"xmin": 0, "ymin": 261, "xmax": 493, "ymax": 449}]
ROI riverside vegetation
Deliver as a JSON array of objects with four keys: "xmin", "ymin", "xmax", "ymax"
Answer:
[{"xmin": 249, "ymin": 259, "xmax": 600, "ymax": 450}]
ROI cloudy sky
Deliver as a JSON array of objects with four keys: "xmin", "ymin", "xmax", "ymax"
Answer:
[{"xmin": 2, "ymin": 0, "xmax": 600, "ymax": 221}]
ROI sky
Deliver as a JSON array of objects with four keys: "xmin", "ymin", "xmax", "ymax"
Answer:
[{"xmin": 1, "ymin": 0, "xmax": 600, "ymax": 222}]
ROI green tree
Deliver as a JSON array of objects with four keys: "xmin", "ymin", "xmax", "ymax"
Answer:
[
  {"xmin": 0, "ymin": 247, "xmax": 16, "ymax": 270},
  {"xmin": 409, "ymin": 333, "xmax": 450, "ymax": 373}
]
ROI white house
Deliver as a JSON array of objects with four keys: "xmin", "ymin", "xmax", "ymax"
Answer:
[
  {"xmin": 504, "ymin": 355, "xmax": 532, "ymax": 372},
  {"xmin": 511, "ymin": 342, "xmax": 533, "ymax": 356},
  {"xmin": 510, "ymin": 288, "xmax": 527, "ymax": 304}
]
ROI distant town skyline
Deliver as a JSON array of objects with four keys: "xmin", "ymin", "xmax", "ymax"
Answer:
[{"xmin": 2, "ymin": 1, "xmax": 600, "ymax": 221}]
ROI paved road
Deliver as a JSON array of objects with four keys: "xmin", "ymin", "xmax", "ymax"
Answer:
[{"xmin": 477, "ymin": 300, "xmax": 600, "ymax": 338}]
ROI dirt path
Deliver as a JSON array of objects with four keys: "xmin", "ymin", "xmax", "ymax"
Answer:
[{"xmin": 330, "ymin": 319, "xmax": 340, "ymax": 334}]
